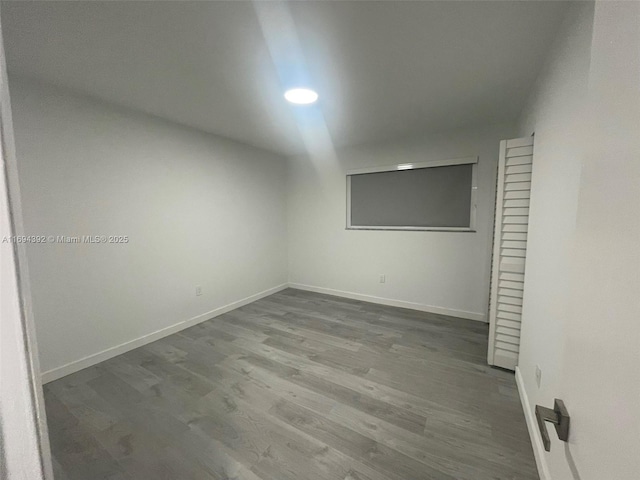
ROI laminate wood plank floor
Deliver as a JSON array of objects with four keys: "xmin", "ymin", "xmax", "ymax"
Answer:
[{"xmin": 44, "ymin": 288, "xmax": 538, "ymax": 480}]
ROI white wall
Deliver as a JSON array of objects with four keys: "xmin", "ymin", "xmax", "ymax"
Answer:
[
  {"xmin": 287, "ymin": 123, "xmax": 515, "ymax": 321},
  {"xmin": 516, "ymin": 1, "xmax": 640, "ymax": 479},
  {"xmin": 9, "ymin": 78, "xmax": 288, "ymax": 380},
  {"xmin": 515, "ymin": 5, "xmax": 594, "ymax": 474}
]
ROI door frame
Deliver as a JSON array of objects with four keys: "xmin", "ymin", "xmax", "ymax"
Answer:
[{"xmin": 0, "ymin": 5, "xmax": 54, "ymax": 478}]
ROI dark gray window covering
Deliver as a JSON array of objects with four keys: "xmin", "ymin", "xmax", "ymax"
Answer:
[{"xmin": 349, "ymin": 164, "xmax": 473, "ymax": 228}]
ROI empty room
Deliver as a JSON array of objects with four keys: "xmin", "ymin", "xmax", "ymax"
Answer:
[{"xmin": 0, "ymin": 1, "xmax": 638, "ymax": 480}]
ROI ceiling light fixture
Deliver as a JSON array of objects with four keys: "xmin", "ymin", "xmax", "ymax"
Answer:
[
  {"xmin": 284, "ymin": 88, "xmax": 318, "ymax": 105},
  {"xmin": 397, "ymin": 164, "xmax": 414, "ymax": 170}
]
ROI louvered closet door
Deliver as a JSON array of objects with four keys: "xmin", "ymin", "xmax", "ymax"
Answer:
[{"xmin": 487, "ymin": 136, "xmax": 534, "ymax": 371}]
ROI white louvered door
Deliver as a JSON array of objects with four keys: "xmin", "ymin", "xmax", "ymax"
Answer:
[{"xmin": 487, "ymin": 136, "xmax": 534, "ymax": 370}]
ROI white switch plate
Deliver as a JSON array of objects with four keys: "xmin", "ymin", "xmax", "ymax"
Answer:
[
  {"xmin": 195, "ymin": 285, "xmax": 203, "ymax": 296},
  {"xmin": 379, "ymin": 274, "xmax": 386, "ymax": 283}
]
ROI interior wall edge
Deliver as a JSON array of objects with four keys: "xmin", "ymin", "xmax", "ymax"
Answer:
[
  {"xmin": 40, "ymin": 283, "xmax": 288, "ymax": 384},
  {"xmin": 516, "ymin": 366, "xmax": 551, "ymax": 480},
  {"xmin": 288, "ymin": 283, "xmax": 487, "ymax": 322}
]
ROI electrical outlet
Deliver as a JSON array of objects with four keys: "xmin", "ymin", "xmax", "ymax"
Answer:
[
  {"xmin": 535, "ymin": 365, "xmax": 542, "ymax": 388},
  {"xmin": 195, "ymin": 285, "xmax": 203, "ymax": 296},
  {"xmin": 379, "ymin": 274, "xmax": 386, "ymax": 284}
]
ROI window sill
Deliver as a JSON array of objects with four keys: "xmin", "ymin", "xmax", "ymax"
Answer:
[{"xmin": 346, "ymin": 226, "xmax": 476, "ymax": 232}]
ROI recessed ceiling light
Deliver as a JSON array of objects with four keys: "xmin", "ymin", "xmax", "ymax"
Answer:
[
  {"xmin": 284, "ymin": 88, "xmax": 318, "ymax": 105},
  {"xmin": 397, "ymin": 164, "xmax": 414, "ymax": 170}
]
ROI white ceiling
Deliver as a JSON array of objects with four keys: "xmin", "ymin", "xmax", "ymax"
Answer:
[{"xmin": 2, "ymin": 1, "xmax": 569, "ymax": 156}]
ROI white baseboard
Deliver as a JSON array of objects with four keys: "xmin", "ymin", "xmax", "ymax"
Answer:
[
  {"xmin": 41, "ymin": 281, "xmax": 484, "ymax": 383},
  {"xmin": 516, "ymin": 366, "xmax": 550, "ymax": 480},
  {"xmin": 40, "ymin": 283, "xmax": 288, "ymax": 384},
  {"xmin": 288, "ymin": 283, "xmax": 486, "ymax": 322}
]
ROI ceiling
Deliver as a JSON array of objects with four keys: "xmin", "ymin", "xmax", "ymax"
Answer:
[{"xmin": 2, "ymin": 1, "xmax": 569, "ymax": 156}]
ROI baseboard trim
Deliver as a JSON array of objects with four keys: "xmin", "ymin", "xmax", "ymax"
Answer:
[
  {"xmin": 40, "ymin": 283, "xmax": 288, "ymax": 384},
  {"xmin": 41, "ymin": 281, "xmax": 485, "ymax": 383},
  {"xmin": 288, "ymin": 283, "xmax": 486, "ymax": 322},
  {"xmin": 516, "ymin": 366, "xmax": 550, "ymax": 480}
]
